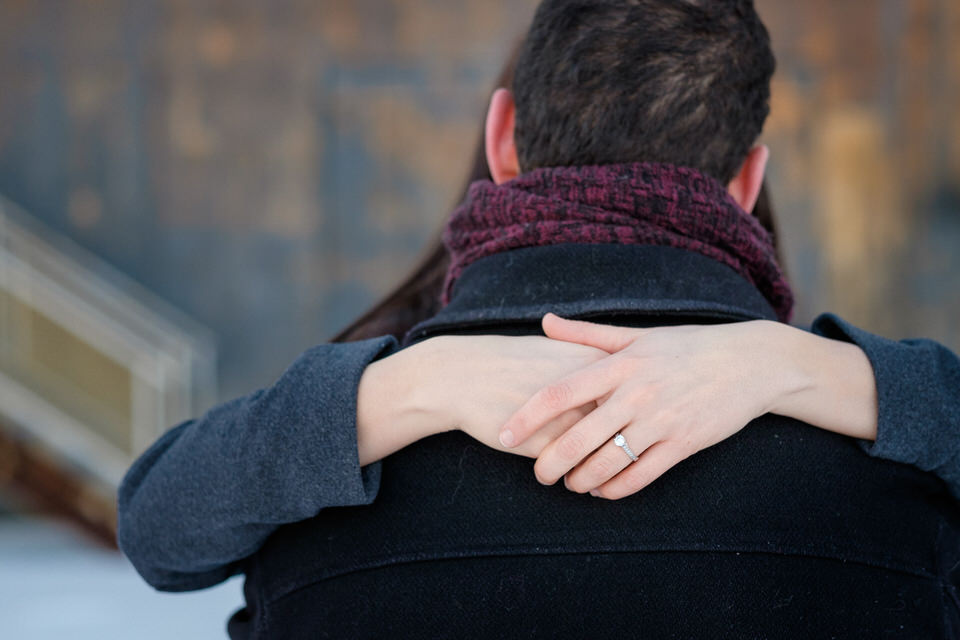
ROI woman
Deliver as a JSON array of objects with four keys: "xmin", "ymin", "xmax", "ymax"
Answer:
[{"xmin": 119, "ymin": 37, "xmax": 959, "ymax": 609}]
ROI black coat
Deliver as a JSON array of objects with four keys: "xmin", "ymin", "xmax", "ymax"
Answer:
[{"xmin": 234, "ymin": 244, "xmax": 960, "ymax": 639}]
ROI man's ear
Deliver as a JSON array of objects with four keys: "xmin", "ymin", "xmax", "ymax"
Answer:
[
  {"xmin": 485, "ymin": 88, "xmax": 521, "ymax": 185},
  {"xmin": 727, "ymin": 145, "xmax": 769, "ymax": 213}
]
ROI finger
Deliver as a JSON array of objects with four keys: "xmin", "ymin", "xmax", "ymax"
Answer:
[
  {"xmin": 542, "ymin": 313, "xmax": 648, "ymax": 352},
  {"xmin": 500, "ymin": 355, "xmax": 626, "ymax": 447},
  {"xmin": 520, "ymin": 402, "xmax": 596, "ymax": 457},
  {"xmin": 563, "ymin": 424, "xmax": 658, "ymax": 493},
  {"xmin": 591, "ymin": 440, "xmax": 691, "ymax": 500},
  {"xmin": 532, "ymin": 397, "xmax": 636, "ymax": 485}
]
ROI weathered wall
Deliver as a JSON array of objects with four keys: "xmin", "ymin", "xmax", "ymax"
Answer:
[
  {"xmin": 0, "ymin": 0, "xmax": 957, "ymax": 401},
  {"xmin": 758, "ymin": 0, "xmax": 960, "ymax": 343}
]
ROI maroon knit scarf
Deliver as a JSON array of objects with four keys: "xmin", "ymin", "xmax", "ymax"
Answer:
[{"xmin": 442, "ymin": 163, "xmax": 794, "ymax": 322}]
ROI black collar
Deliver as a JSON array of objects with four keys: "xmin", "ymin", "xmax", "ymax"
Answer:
[{"xmin": 405, "ymin": 244, "xmax": 778, "ymax": 344}]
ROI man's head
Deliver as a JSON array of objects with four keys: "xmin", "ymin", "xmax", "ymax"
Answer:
[{"xmin": 486, "ymin": 0, "xmax": 775, "ymax": 212}]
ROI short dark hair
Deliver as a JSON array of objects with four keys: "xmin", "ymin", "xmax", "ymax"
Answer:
[{"xmin": 512, "ymin": 0, "xmax": 775, "ymax": 183}]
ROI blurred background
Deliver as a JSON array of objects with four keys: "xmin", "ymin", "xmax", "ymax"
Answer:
[{"xmin": 0, "ymin": 0, "xmax": 957, "ymax": 637}]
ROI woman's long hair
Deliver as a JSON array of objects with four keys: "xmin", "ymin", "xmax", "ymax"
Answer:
[{"xmin": 333, "ymin": 52, "xmax": 784, "ymax": 344}]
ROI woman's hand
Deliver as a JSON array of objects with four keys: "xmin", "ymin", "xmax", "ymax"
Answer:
[
  {"xmin": 430, "ymin": 335, "xmax": 611, "ymax": 457},
  {"xmin": 357, "ymin": 333, "xmax": 608, "ymax": 465},
  {"xmin": 500, "ymin": 314, "xmax": 878, "ymax": 500}
]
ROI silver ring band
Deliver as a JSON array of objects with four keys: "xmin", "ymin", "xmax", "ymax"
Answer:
[{"xmin": 613, "ymin": 432, "xmax": 639, "ymax": 462}]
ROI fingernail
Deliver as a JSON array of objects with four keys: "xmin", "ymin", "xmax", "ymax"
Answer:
[
  {"xmin": 499, "ymin": 430, "xmax": 515, "ymax": 448},
  {"xmin": 589, "ymin": 490, "xmax": 601, "ymax": 498}
]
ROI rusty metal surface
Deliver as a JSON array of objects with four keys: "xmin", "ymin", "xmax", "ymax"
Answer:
[{"xmin": 0, "ymin": 0, "xmax": 956, "ymax": 401}]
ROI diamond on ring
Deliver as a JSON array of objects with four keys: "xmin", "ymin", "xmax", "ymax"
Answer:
[{"xmin": 613, "ymin": 432, "xmax": 639, "ymax": 462}]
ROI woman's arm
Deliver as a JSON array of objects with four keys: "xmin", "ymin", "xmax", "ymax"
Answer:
[
  {"xmin": 754, "ymin": 317, "xmax": 878, "ymax": 441},
  {"xmin": 118, "ymin": 336, "xmax": 418, "ymax": 591},
  {"xmin": 357, "ymin": 334, "xmax": 606, "ymax": 464},
  {"xmin": 119, "ymin": 332, "xmax": 605, "ymax": 592},
  {"xmin": 501, "ymin": 314, "xmax": 959, "ymax": 500}
]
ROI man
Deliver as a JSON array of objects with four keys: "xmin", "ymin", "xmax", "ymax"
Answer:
[{"xmin": 229, "ymin": 1, "xmax": 960, "ymax": 637}]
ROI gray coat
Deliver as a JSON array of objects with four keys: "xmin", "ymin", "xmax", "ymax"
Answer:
[{"xmin": 118, "ymin": 244, "xmax": 960, "ymax": 597}]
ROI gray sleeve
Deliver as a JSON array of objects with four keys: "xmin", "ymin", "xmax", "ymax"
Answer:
[
  {"xmin": 811, "ymin": 313, "xmax": 960, "ymax": 498},
  {"xmin": 116, "ymin": 336, "xmax": 398, "ymax": 592}
]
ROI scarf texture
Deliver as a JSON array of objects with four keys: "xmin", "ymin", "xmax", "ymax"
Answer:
[{"xmin": 442, "ymin": 163, "xmax": 794, "ymax": 322}]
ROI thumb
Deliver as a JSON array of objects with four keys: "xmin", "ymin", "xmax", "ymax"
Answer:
[{"xmin": 542, "ymin": 313, "xmax": 646, "ymax": 353}]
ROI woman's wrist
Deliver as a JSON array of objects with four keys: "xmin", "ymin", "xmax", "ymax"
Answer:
[
  {"xmin": 767, "ymin": 321, "xmax": 878, "ymax": 441},
  {"xmin": 356, "ymin": 338, "xmax": 452, "ymax": 466}
]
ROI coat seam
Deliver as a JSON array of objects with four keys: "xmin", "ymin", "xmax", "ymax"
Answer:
[{"xmin": 264, "ymin": 544, "xmax": 942, "ymax": 606}]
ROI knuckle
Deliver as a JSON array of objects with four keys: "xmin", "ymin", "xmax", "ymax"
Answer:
[
  {"xmin": 588, "ymin": 454, "xmax": 617, "ymax": 481},
  {"xmin": 541, "ymin": 381, "xmax": 572, "ymax": 410},
  {"xmin": 624, "ymin": 384, "xmax": 652, "ymax": 410},
  {"xmin": 556, "ymin": 430, "xmax": 586, "ymax": 461},
  {"xmin": 506, "ymin": 414, "xmax": 530, "ymax": 438}
]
